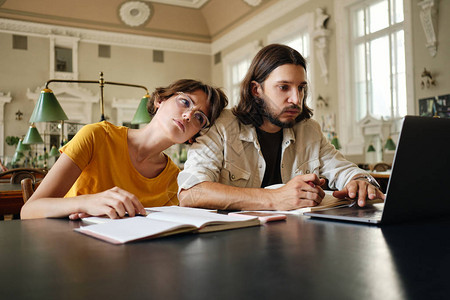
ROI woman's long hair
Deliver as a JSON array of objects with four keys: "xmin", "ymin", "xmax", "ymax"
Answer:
[{"xmin": 148, "ymin": 79, "xmax": 228, "ymax": 129}]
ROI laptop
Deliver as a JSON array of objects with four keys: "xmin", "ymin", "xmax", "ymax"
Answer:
[{"xmin": 304, "ymin": 116, "xmax": 450, "ymax": 224}]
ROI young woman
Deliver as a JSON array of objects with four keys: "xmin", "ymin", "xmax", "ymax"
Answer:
[{"xmin": 21, "ymin": 79, "xmax": 228, "ymax": 220}]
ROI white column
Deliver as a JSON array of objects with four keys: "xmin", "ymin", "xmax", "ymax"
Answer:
[{"xmin": 0, "ymin": 92, "xmax": 13, "ymax": 157}]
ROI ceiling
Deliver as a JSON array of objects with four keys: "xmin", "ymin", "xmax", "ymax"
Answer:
[{"xmin": 0, "ymin": 0, "xmax": 278, "ymax": 43}]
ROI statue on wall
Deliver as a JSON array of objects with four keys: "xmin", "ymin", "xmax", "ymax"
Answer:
[
  {"xmin": 313, "ymin": 8, "xmax": 331, "ymax": 85},
  {"xmin": 315, "ymin": 7, "xmax": 330, "ymax": 30}
]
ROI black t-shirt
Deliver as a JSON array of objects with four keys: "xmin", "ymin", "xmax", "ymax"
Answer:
[{"xmin": 256, "ymin": 128, "xmax": 283, "ymax": 188}]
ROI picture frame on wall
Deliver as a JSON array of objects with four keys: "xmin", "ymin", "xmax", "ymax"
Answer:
[{"xmin": 419, "ymin": 94, "xmax": 450, "ymax": 118}]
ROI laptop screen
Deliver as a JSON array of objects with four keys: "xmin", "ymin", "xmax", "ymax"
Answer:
[{"xmin": 381, "ymin": 116, "xmax": 450, "ymax": 224}]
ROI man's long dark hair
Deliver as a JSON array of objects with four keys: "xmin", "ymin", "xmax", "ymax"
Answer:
[{"xmin": 232, "ymin": 44, "xmax": 313, "ymax": 127}]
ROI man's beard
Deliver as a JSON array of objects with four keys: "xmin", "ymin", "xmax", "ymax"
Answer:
[{"xmin": 259, "ymin": 97, "xmax": 300, "ymax": 128}]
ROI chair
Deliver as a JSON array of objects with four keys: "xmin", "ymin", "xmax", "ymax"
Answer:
[
  {"xmin": 0, "ymin": 168, "xmax": 47, "ymax": 184},
  {"xmin": 0, "ymin": 169, "xmax": 46, "ymax": 220},
  {"xmin": 371, "ymin": 163, "xmax": 391, "ymax": 172},
  {"xmin": 21, "ymin": 177, "xmax": 41, "ymax": 203}
]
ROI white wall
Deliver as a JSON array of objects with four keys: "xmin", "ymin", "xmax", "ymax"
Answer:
[{"xmin": 0, "ymin": 31, "xmax": 211, "ymax": 157}]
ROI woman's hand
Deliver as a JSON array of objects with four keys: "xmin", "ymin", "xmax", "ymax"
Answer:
[{"xmin": 69, "ymin": 187, "xmax": 146, "ymax": 220}]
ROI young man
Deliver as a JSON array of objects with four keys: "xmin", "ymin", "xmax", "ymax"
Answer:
[{"xmin": 178, "ymin": 44, "xmax": 384, "ymax": 211}]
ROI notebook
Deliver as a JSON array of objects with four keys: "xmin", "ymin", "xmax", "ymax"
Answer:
[{"xmin": 304, "ymin": 116, "xmax": 450, "ymax": 224}]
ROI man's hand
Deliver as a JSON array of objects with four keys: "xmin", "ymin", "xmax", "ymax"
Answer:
[
  {"xmin": 270, "ymin": 174, "xmax": 326, "ymax": 210},
  {"xmin": 333, "ymin": 179, "xmax": 385, "ymax": 207},
  {"xmin": 69, "ymin": 186, "xmax": 146, "ymax": 220}
]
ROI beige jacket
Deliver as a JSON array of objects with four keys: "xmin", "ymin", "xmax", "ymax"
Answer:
[{"xmin": 178, "ymin": 109, "xmax": 368, "ymax": 192}]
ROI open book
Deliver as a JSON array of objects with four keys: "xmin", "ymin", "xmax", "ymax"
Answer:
[
  {"xmin": 260, "ymin": 187, "xmax": 384, "ymax": 215},
  {"xmin": 75, "ymin": 206, "xmax": 260, "ymax": 244}
]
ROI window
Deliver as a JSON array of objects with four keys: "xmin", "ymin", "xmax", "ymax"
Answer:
[
  {"xmin": 267, "ymin": 13, "xmax": 313, "ymax": 62},
  {"xmin": 222, "ymin": 41, "xmax": 259, "ymax": 107},
  {"xmin": 222, "ymin": 14, "xmax": 314, "ymax": 108},
  {"xmin": 278, "ymin": 32, "xmax": 310, "ymax": 62},
  {"xmin": 267, "ymin": 13, "xmax": 314, "ymax": 104},
  {"xmin": 55, "ymin": 47, "xmax": 73, "ymax": 72},
  {"xmin": 229, "ymin": 58, "xmax": 251, "ymax": 106},
  {"xmin": 350, "ymin": 0, "xmax": 406, "ymax": 121}
]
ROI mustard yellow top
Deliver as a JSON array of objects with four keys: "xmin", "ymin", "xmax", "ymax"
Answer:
[{"xmin": 61, "ymin": 121, "xmax": 180, "ymax": 207}]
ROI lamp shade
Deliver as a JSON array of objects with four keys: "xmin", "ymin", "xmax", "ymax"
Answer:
[
  {"xmin": 367, "ymin": 144, "xmax": 376, "ymax": 152},
  {"xmin": 23, "ymin": 124, "xmax": 44, "ymax": 144},
  {"xmin": 12, "ymin": 151, "xmax": 24, "ymax": 163},
  {"xmin": 330, "ymin": 136, "xmax": 341, "ymax": 150},
  {"xmin": 30, "ymin": 88, "xmax": 69, "ymax": 122},
  {"xmin": 49, "ymin": 145, "xmax": 60, "ymax": 157},
  {"xmin": 384, "ymin": 137, "xmax": 396, "ymax": 151},
  {"xmin": 131, "ymin": 95, "xmax": 152, "ymax": 124},
  {"xmin": 16, "ymin": 139, "xmax": 31, "ymax": 152}
]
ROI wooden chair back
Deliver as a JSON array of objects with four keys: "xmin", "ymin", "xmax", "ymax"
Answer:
[
  {"xmin": 0, "ymin": 169, "xmax": 47, "ymax": 220},
  {"xmin": 21, "ymin": 177, "xmax": 41, "ymax": 203},
  {"xmin": 0, "ymin": 168, "xmax": 47, "ymax": 184},
  {"xmin": 371, "ymin": 163, "xmax": 391, "ymax": 172}
]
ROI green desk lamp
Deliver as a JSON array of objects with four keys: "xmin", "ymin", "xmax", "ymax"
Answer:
[
  {"xmin": 331, "ymin": 134, "xmax": 341, "ymax": 150},
  {"xmin": 49, "ymin": 145, "xmax": 60, "ymax": 157},
  {"xmin": 384, "ymin": 136, "xmax": 396, "ymax": 151},
  {"xmin": 30, "ymin": 88, "xmax": 69, "ymax": 122},
  {"xmin": 31, "ymin": 88, "xmax": 69, "ymax": 149},
  {"xmin": 23, "ymin": 124, "xmax": 44, "ymax": 168},
  {"xmin": 367, "ymin": 144, "xmax": 376, "ymax": 152},
  {"xmin": 131, "ymin": 94, "xmax": 152, "ymax": 124},
  {"xmin": 16, "ymin": 139, "xmax": 31, "ymax": 152}
]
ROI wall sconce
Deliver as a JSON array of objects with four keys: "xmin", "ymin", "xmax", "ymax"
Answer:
[
  {"xmin": 316, "ymin": 95, "xmax": 328, "ymax": 109},
  {"xmin": 15, "ymin": 110, "xmax": 23, "ymax": 120},
  {"xmin": 421, "ymin": 68, "xmax": 436, "ymax": 89}
]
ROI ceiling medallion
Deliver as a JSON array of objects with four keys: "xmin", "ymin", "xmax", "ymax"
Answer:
[{"xmin": 119, "ymin": 1, "xmax": 152, "ymax": 27}]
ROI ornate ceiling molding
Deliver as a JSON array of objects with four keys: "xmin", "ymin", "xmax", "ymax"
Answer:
[
  {"xmin": 0, "ymin": 18, "xmax": 211, "ymax": 55},
  {"xmin": 119, "ymin": 1, "xmax": 152, "ymax": 27}
]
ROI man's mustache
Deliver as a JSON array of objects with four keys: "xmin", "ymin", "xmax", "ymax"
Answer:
[{"xmin": 281, "ymin": 105, "xmax": 301, "ymax": 113}]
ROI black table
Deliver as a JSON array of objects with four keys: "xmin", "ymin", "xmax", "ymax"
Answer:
[{"xmin": 1, "ymin": 215, "xmax": 449, "ymax": 300}]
